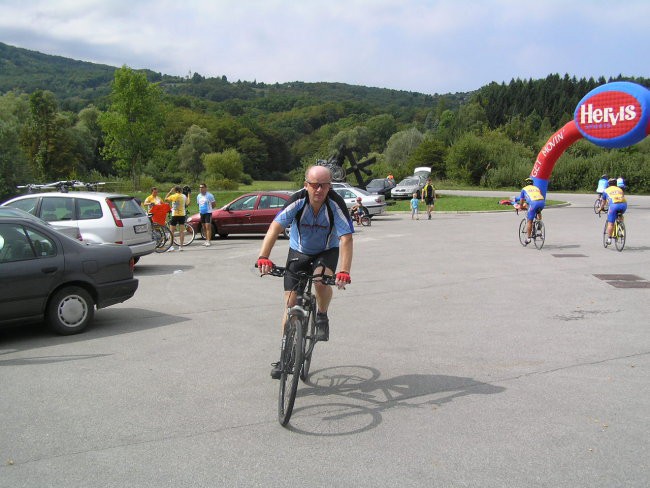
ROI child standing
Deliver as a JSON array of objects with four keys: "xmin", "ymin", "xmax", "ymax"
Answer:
[{"xmin": 410, "ymin": 192, "xmax": 420, "ymax": 220}]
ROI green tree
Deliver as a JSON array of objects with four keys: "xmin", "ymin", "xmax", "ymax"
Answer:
[
  {"xmin": 99, "ymin": 66, "xmax": 164, "ymax": 189},
  {"xmin": 178, "ymin": 124, "xmax": 212, "ymax": 178},
  {"xmin": 202, "ymin": 148, "xmax": 244, "ymax": 181},
  {"xmin": 407, "ymin": 136, "xmax": 447, "ymax": 179},
  {"xmin": 383, "ymin": 128, "xmax": 424, "ymax": 178},
  {"xmin": 21, "ymin": 90, "xmax": 59, "ymax": 180},
  {"xmin": 0, "ymin": 91, "xmax": 30, "ymax": 197}
]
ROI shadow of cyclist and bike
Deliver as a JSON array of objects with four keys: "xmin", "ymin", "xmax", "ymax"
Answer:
[{"xmin": 284, "ymin": 365, "xmax": 505, "ymax": 436}]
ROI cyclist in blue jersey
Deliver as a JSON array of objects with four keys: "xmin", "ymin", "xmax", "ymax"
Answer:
[
  {"xmin": 257, "ymin": 165, "xmax": 354, "ymax": 379},
  {"xmin": 600, "ymin": 177, "xmax": 627, "ymax": 245},
  {"xmin": 519, "ymin": 177, "xmax": 545, "ymax": 245}
]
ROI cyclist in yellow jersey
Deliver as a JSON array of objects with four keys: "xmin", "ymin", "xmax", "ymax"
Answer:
[
  {"xmin": 600, "ymin": 178, "xmax": 627, "ymax": 245},
  {"xmin": 518, "ymin": 178, "xmax": 545, "ymax": 245}
]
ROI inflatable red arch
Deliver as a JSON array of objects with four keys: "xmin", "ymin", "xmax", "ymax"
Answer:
[{"xmin": 530, "ymin": 81, "xmax": 650, "ymax": 196}]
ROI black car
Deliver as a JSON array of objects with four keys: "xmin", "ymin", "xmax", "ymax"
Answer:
[
  {"xmin": 0, "ymin": 215, "xmax": 138, "ymax": 335},
  {"xmin": 365, "ymin": 178, "xmax": 396, "ymax": 199}
]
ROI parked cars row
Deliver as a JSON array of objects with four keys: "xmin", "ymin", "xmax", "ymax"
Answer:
[
  {"xmin": 1, "ymin": 192, "xmax": 156, "ymax": 261},
  {"xmin": 0, "ymin": 213, "xmax": 138, "ymax": 334}
]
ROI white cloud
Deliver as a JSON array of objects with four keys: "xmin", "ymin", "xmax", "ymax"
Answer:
[{"xmin": 0, "ymin": 0, "xmax": 648, "ymax": 93}]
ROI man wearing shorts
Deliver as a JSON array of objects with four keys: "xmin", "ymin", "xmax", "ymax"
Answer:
[
  {"xmin": 257, "ymin": 165, "xmax": 354, "ymax": 379},
  {"xmin": 421, "ymin": 177, "xmax": 436, "ymax": 220},
  {"xmin": 519, "ymin": 177, "xmax": 545, "ymax": 245},
  {"xmin": 600, "ymin": 177, "xmax": 627, "ymax": 245},
  {"xmin": 197, "ymin": 183, "xmax": 216, "ymax": 247},
  {"xmin": 165, "ymin": 186, "xmax": 189, "ymax": 252}
]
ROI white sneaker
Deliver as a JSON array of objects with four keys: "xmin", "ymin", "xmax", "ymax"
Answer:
[
  {"xmin": 167, "ymin": 246, "xmax": 175, "ymax": 252},
  {"xmin": 179, "ymin": 247, "xmax": 184, "ymax": 252},
  {"xmin": 204, "ymin": 241, "xmax": 211, "ymax": 247},
  {"xmin": 606, "ymin": 237, "xmax": 612, "ymax": 245}
]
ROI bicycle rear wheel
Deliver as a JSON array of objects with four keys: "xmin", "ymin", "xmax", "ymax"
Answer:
[
  {"xmin": 300, "ymin": 296, "xmax": 317, "ymax": 382},
  {"xmin": 278, "ymin": 314, "xmax": 303, "ymax": 426},
  {"xmin": 172, "ymin": 223, "xmax": 196, "ymax": 246},
  {"xmin": 360, "ymin": 215, "xmax": 371, "ymax": 226},
  {"xmin": 533, "ymin": 220, "xmax": 545, "ymax": 250},
  {"xmin": 518, "ymin": 219, "xmax": 528, "ymax": 246},
  {"xmin": 615, "ymin": 221, "xmax": 626, "ymax": 251}
]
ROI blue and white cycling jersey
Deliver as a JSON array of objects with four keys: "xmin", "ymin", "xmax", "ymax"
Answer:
[{"xmin": 274, "ymin": 189, "xmax": 354, "ymax": 255}]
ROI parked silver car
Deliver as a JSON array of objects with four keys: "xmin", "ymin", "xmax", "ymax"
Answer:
[
  {"xmin": 390, "ymin": 176, "xmax": 427, "ymax": 199},
  {"xmin": 1, "ymin": 192, "xmax": 155, "ymax": 261}
]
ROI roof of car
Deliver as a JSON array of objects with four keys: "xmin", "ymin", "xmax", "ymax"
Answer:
[{"xmin": 5, "ymin": 191, "xmax": 137, "ymax": 200}]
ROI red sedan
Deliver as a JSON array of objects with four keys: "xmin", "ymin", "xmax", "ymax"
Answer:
[{"xmin": 186, "ymin": 191, "xmax": 293, "ymax": 239}]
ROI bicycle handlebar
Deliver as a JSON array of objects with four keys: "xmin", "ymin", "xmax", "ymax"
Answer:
[{"xmin": 255, "ymin": 264, "xmax": 337, "ymax": 286}]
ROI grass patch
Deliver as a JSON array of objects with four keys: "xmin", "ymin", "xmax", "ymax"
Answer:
[{"xmin": 388, "ymin": 195, "xmax": 564, "ymax": 212}]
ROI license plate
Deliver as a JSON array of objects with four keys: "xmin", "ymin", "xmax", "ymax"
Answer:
[{"xmin": 134, "ymin": 224, "xmax": 148, "ymax": 233}]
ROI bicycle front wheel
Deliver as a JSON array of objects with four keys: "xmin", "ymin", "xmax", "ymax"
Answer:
[
  {"xmin": 300, "ymin": 297, "xmax": 317, "ymax": 382},
  {"xmin": 278, "ymin": 314, "xmax": 303, "ymax": 426},
  {"xmin": 172, "ymin": 223, "xmax": 196, "ymax": 246},
  {"xmin": 615, "ymin": 221, "xmax": 626, "ymax": 251},
  {"xmin": 360, "ymin": 215, "xmax": 371, "ymax": 226},
  {"xmin": 533, "ymin": 220, "xmax": 545, "ymax": 250},
  {"xmin": 518, "ymin": 219, "xmax": 528, "ymax": 246},
  {"xmin": 593, "ymin": 198, "xmax": 601, "ymax": 214}
]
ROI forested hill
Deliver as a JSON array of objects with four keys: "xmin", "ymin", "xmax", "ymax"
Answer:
[{"xmin": 0, "ymin": 41, "xmax": 467, "ymax": 112}]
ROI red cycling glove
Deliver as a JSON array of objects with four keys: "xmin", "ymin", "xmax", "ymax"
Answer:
[
  {"xmin": 257, "ymin": 257, "xmax": 274, "ymax": 269},
  {"xmin": 336, "ymin": 271, "xmax": 351, "ymax": 284}
]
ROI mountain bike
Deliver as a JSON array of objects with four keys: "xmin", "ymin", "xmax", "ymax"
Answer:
[
  {"xmin": 517, "ymin": 209, "xmax": 545, "ymax": 249},
  {"xmin": 260, "ymin": 264, "xmax": 336, "ymax": 426},
  {"xmin": 602, "ymin": 211, "xmax": 625, "ymax": 251}
]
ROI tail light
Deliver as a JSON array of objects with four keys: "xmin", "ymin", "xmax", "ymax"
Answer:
[
  {"xmin": 105, "ymin": 198, "xmax": 124, "ymax": 228},
  {"xmin": 129, "ymin": 257, "xmax": 135, "ymax": 273}
]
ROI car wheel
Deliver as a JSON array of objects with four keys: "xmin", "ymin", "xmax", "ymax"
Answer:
[{"xmin": 46, "ymin": 286, "xmax": 95, "ymax": 335}]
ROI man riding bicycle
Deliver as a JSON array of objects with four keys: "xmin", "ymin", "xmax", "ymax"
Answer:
[
  {"xmin": 600, "ymin": 177, "xmax": 627, "ymax": 245},
  {"xmin": 518, "ymin": 177, "xmax": 545, "ymax": 245},
  {"xmin": 257, "ymin": 165, "xmax": 354, "ymax": 379}
]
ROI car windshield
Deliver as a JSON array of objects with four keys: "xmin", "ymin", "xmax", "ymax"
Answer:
[
  {"xmin": 399, "ymin": 178, "xmax": 419, "ymax": 185},
  {"xmin": 367, "ymin": 180, "xmax": 384, "ymax": 187}
]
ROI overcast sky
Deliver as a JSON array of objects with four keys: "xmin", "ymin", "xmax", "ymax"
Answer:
[{"xmin": 1, "ymin": 0, "xmax": 648, "ymax": 95}]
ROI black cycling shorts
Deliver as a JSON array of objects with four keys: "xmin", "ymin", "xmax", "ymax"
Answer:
[
  {"xmin": 424, "ymin": 198, "xmax": 434, "ymax": 205},
  {"xmin": 199, "ymin": 213, "xmax": 212, "ymax": 224},
  {"xmin": 169, "ymin": 215, "xmax": 186, "ymax": 225},
  {"xmin": 284, "ymin": 247, "xmax": 339, "ymax": 292}
]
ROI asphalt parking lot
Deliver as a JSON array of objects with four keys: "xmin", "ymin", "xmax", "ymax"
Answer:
[{"xmin": 1, "ymin": 191, "xmax": 649, "ymax": 487}]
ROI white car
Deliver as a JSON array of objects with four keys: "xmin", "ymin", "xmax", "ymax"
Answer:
[
  {"xmin": 333, "ymin": 187, "xmax": 386, "ymax": 217},
  {"xmin": 1, "ymin": 192, "xmax": 155, "ymax": 261}
]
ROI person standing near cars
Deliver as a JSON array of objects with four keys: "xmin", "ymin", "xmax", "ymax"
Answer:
[
  {"xmin": 421, "ymin": 177, "xmax": 436, "ymax": 220},
  {"xmin": 165, "ymin": 186, "xmax": 189, "ymax": 252},
  {"xmin": 143, "ymin": 187, "xmax": 162, "ymax": 212},
  {"xmin": 197, "ymin": 183, "xmax": 216, "ymax": 247}
]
